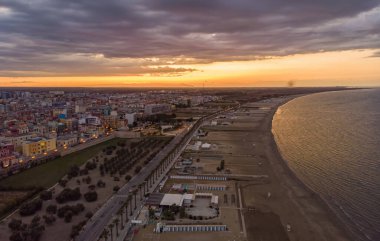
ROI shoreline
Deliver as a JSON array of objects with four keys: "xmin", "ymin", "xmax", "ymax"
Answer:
[{"xmin": 267, "ymin": 94, "xmax": 359, "ymax": 241}]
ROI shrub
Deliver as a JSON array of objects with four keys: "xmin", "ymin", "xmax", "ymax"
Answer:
[
  {"xmin": 113, "ymin": 185, "xmax": 120, "ymax": 192},
  {"xmin": 125, "ymin": 175, "xmax": 132, "ymax": 181},
  {"xmin": 19, "ymin": 199, "xmax": 43, "ymax": 216},
  {"xmin": 40, "ymin": 190, "xmax": 52, "ymax": 201},
  {"xmin": 84, "ymin": 191, "xmax": 98, "ymax": 202},
  {"xmin": 55, "ymin": 188, "xmax": 81, "ymax": 204}
]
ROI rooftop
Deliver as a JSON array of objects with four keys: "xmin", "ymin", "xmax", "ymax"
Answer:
[{"xmin": 160, "ymin": 194, "xmax": 184, "ymax": 206}]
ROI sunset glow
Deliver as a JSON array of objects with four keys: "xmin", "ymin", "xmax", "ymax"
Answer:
[
  {"xmin": 1, "ymin": 49, "xmax": 379, "ymax": 87},
  {"xmin": 0, "ymin": 1, "xmax": 379, "ymax": 87}
]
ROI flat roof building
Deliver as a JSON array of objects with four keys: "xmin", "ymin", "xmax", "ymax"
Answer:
[{"xmin": 160, "ymin": 194, "xmax": 184, "ymax": 207}]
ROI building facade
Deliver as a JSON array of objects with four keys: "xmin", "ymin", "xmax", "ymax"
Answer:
[{"xmin": 22, "ymin": 137, "xmax": 57, "ymax": 157}]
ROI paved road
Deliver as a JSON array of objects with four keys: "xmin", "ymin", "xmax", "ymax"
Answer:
[{"xmin": 77, "ymin": 107, "xmax": 235, "ymax": 241}]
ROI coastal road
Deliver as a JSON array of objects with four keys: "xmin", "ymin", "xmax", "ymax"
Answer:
[
  {"xmin": 76, "ymin": 107, "xmax": 234, "ymax": 241},
  {"xmin": 76, "ymin": 128, "xmax": 188, "ymax": 241}
]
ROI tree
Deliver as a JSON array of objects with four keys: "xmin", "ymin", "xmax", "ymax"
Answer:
[
  {"xmin": 123, "ymin": 202, "xmax": 129, "ymax": 222},
  {"xmin": 127, "ymin": 195, "xmax": 133, "ymax": 216},
  {"xmin": 64, "ymin": 211, "xmax": 73, "ymax": 223},
  {"xmin": 58, "ymin": 179, "xmax": 68, "ymax": 187},
  {"xmin": 133, "ymin": 189, "xmax": 138, "ymax": 210},
  {"xmin": 55, "ymin": 188, "xmax": 81, "ymax": 204},
  {"xmin": 108, "ymin": 223, "xmax": 114, "ymax": 241},
  {"xmin": 97, "ymin": 179, "xmax": 106, "ymax": 188},
  {"xmin": 9, "ymin": 232, "xmax": 23, "ymax": 241},
  {"xmin": 39, "ymin": 190, "xmax": 52, "ymax": 201},
  {"xmin": 19, "ymin": 199, "xmax": 43, "ymax": 216},
  {"xmin": 8, "ymin": 219, "xmax": 22, "ymax": 231},
  {"xmin": 148, "ymin": 208, "xmax": 155, "ymax": 219},
  {"xmin": 124, "ymin": 175, "xmax": 132, "ymax": 181},
  {"xmin": 179, "ymin": 207, "xmax": 186, "ymax": 218},
  {"xmin": 113, "ymin": 218, "xmax": 120, "ymax": 237},
  {"xmin": 67, "ymin": 165, "xmax": 80, "ymax": 178},
  {"xmin": 85, "ymin": 161, "xmax": 97, "ymax": 170},
  {"xmin": 46, "ymin": 204, "xmax": 57, "ymax": 214},
  {"xmin": 134, "ymin": 165, "xmax": 142, "ymax": 174},
  {"xmin": 43, "ymin": 215, "xmax": 56, "ymax": 225},
  {"xmin": 84, "ymin": 191, "xmax": 98, "ymax": 202},
  {"xmin": 100, "ymin": 229, "xmax": 110, "ymax": 241},
  {"xmin": 113, "ymin": 186, "xmax": 120, "ymax": 193},
  {"xmin": 138, "ymin": 184, "xmax": 143, "ymax": 200},
  {"xmin": 117, "ymin": 208, "xmax": 124, "ymax": 229},
  {"xmin": 57, "ymin": 204, "xmax": 84, "ymax": 219},
  {"xmin": 71, "ymin": 221, "xmax": 86, "ymax": 239},
  {"xmin": 8, "ymin": 217, "xmax": 45, "ymax": 241},
  {"xmin": 85, "ymin": 211, "xmax": 93, "ymax": 219}
]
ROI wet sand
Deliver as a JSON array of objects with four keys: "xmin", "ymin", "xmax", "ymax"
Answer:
[{"xmin": 201, "ymin": 96, "xmax": 353, "ymax": 241}]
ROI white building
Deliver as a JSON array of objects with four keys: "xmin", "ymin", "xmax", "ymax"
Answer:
[
  {"xmin": 144, "ymin": 104, "xmax": 172, "ymax": 115},
  {"xmin": 125, "ymin": 113, "xmax": 137, "ymax": 125}
]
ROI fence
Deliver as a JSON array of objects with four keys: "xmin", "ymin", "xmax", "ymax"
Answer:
[
  {"xmin": 162, "ymin": 225, "xmax": 227, "ymax": 232},
  {"xmin": 170, "ymin": 175, "xmax": 227, "ymax": 181}
]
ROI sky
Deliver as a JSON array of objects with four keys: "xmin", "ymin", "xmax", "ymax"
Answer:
[{"xmin": 0, "ymin": 0, "xmax": 380, "ymax": 87}]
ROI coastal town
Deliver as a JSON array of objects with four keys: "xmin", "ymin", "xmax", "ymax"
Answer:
[
  {"xmin": 0, "ymin": 88, "xmax": 353, "ymax": 241},
  {"xmin": 0, "ymin": 89, "xmax": 219, "ymax": 177}
]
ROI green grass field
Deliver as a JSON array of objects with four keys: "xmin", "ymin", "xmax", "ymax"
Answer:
[{"xmin": 0, "ymin": 138, "xmax": 124, "ymax": 189}]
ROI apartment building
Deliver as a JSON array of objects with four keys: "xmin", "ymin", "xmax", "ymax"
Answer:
[{"xmin": 22, "ymin": 137, "xmax": 57, "ymax": 157}]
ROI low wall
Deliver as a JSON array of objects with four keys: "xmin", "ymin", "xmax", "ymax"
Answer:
[
  {"xmin": 60, "ymin": 134, "xmax": 116, "ymax": 156},
  {"xmin": 114, "ymin": 131, "xmax": 141, "ymax": 138}
]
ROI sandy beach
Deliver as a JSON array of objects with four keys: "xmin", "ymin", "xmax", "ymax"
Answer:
[{"xmin": 199, "ymin": 96, "xmax": 354, "ymax": 241}]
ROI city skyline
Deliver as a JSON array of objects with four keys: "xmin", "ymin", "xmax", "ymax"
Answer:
[{"xmin": 1, "ymin": 0, "xmax": 380, "ymax": 87}]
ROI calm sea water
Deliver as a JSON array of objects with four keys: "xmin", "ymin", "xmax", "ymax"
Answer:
[{"xmin": 272, "ymin": 89, "xmax": 380, "ymax": 241}]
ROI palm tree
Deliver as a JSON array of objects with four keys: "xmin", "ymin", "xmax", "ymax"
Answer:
[
  {"xmin": 149, "ymin": 173, "xmax": 153, "ymax": 187},
  {"xmin": 108, "ymin": 223, "xmax": 114, "ymax": 241},
  {"xmin": 117, "ymin": 208, "xmax": 124, "ymax": 229},
  {"xmin": 128, "ymin": 195, "xmax": 133, "ymax": 216},
  {"xmin": 133, "ymin": 189, "xmax": 138, "ymax": 210},
  {"xmin": 124, "ymin": 202, "xmax": 129, "ymax": 222},
  {"xmin": 113, "ymin": 218, "xmax": 120, "ymax": 237},
  {"xmin": 138, "ymin": 184, "xmax": 143, "ymax": 200},
  {"xmin": 143, "ymin": 180, "xmax": 148, "ymax": 195}
]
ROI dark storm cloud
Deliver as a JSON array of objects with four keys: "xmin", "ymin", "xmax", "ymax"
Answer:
[{"xmin": 0, "ymin": 0, "xmax": 379, "ymax": 76}]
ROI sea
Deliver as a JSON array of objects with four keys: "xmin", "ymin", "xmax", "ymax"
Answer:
[{"xmin": 272, "ymin": 89, "xmax": 380, "ymax": 241}]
